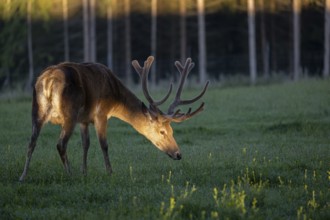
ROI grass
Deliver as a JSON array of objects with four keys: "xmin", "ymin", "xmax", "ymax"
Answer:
[{"xmin": 0, "ymin": 79, "xmax": 329, "ymax": 219}]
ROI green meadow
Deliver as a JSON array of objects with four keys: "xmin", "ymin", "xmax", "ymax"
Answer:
[{"xmin": 0, "ymin": 80, "xmax": 329, "ymax": 219}]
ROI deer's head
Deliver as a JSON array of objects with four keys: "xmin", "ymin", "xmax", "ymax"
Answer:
[{"xmin": 132, "ymin": 56, "xmax": 209, "ymax": 160}]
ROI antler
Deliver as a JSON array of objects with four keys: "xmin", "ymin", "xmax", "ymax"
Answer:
[
  {"xmin": 132, "ymin": 56, "xmax": 209, "ymax": 122},
  {"xmin": 132, "ymin": 56, "xmax": 172, "ymax": 114},
  {"xmin": 166, "ymin": 58, "xmax": 209, "ymax": 122}
]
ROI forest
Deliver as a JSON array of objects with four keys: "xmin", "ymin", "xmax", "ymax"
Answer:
[{"xmin": 0, "ymin": 0, "xmax": 329, "ymax": 90}]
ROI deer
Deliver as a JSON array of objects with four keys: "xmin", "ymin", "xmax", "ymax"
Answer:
[{"xmin": 19, "ymin": 56, "xmax": 209, "ymax": 181}]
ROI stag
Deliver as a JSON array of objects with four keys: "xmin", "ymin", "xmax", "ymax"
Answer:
[{"xmin": 19, "ymin": 56, "xmax": 209, "ymax": 181}]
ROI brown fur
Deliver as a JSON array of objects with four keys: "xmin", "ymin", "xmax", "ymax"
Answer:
[
  {"xmin": 19, "ymin": 62, "xmax": 181, "ymax": 181},
  {"xmin": 35, "ymin": 62, "xmax": 138, "ymax": 124}
]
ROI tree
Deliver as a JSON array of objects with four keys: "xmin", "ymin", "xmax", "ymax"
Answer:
[
  {"xmin": 1, "ymin": 0, "xmax": 12, "ymax": 88},
  {"xmin": 124, "ymin": 0, "xmax": 132, "ymax": 84},
  {"xmin": 247, "ymin": 0, "xmax": 257, "ymax": 85},
  {"xmin": 260, "ymin": 0, "xmax": 269, "ymax": 80},
  {"xmin": 150, "ymin": 0, "xmax": 157, "ymax": 86},
  {"xmin": 107, "ymin": 0, "xmax": 115, "ymax": 69},
  {"xmin": 82, "ymin": 0, "xmax": 96, "ymax": 62},
  {"xmin": 90, "ymin": 0, "xmax": 96, "ymax": 62},
  {"xmin": 180, "ymin": 0, "xmax": 187, "ymax": 64},
  {"xmin": 63, "ymin": 0, "xmax": 69, "ymax": 61},
  {"xmin": 270, "ymin": 0, "xmax": 278, "ymax": 74},
  {"xmin": 197, "ymin": 0, "xmax": 207, "ymax": 84},
  {"xmin": 83, "ymin": 0, "xmax": 90, "ymax": 61},
  {"xmin": 25, "ymin": 0, "xmax": 34, "ymax": 91},
  {"xmin": 324, "ymin": 0, "xmax": 330, "ymax": 78},
  {"xmin": 293, "ymin": 0, "xmax": 301, "ymax": 81}
]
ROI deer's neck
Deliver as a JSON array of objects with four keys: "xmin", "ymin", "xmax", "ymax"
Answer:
[{"xmin": 111, "ymin": 88, "xmax": 146, "ymax": 132}]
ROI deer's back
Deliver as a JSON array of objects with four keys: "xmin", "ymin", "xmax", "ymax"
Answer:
[{"xmin": 35, "ymin": 62, "xmax": 123, "ymax": 124}]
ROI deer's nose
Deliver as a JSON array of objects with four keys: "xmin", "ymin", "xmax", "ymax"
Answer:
[
  {"xmin": 168, "ymin": 151, "xmax": 181, "ymax": 160},
  {"xmin": 175, "ymin": 151, "xmax": 182, "ymax": 160}
]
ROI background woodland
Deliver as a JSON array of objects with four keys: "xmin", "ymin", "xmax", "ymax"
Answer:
[{"xmin": 0, "ymin": 0, "xmax": 329, "ymax": 90}]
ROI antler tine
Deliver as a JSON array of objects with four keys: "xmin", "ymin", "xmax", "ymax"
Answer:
[
  {"xmin": 131, "ymin": 60, "xmax": 143, "ymax": 75},
  {"xmin": 132, "ymin": 56, "xmax": 154, "ymax": 105},
  {"xmin": 166, "ymin": 57, "xmax": 209, "ymax": 122},
  {"xmin": 174, "ymin": 58, "xmax": 194, "ymax": 100},
  {"xmin": 132, "ymin": 56, "xmax": 173, "ymax": 108},
  {"xmin": 180, "ymin": 80, "xmax": 209, "ymax": 105},
  {"xmin": 168, "ymin": 58, "xmax": 209, "ymax": 114},
  {"xmin": 170, "ymin": 102, "xmax": 205, "ymax": 123},
  {"xmin": 167, "ymin": 59, "xmax": 191, "ymax": 114}
]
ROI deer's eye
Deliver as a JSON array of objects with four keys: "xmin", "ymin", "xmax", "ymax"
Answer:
[{"xmin": 160, "ymin": 130, "xmax": 166, "ymax": 135}]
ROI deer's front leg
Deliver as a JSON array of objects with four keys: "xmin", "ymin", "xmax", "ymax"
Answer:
[
  {"xmin": 80, "ymin": 123, "xmax": 90, "ymax": 175},
  {"xmin": 94, "ymin": 117, "xmax": 112, "ymax": 175}
]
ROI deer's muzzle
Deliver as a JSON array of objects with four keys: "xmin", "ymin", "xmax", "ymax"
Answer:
[{"xmin": 167, "ymin": 151, "xmax": 182, "ymax": 160}]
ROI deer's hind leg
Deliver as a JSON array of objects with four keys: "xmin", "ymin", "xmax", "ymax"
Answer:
[
  {"xmin": 19, "ymin": 119, "xmax": 43, "ymax": 182},
  {"xmin": 55, "ymin": 73, "xmax": 84, "ymax": 175},
  {"xmin": 19, "ymin": 88, "xmax": 44, "ymax": 182},
  {"xmin": 56, "ymin": 121, "xmax": 76, "ymax": 174},
  {"xmin": 55, "ymin": 97, "xmax": 81, "ymax": 174},
  {"xmin": 55, "ymin": 105, "xmax": 81, "ymax": 174},
  {"xmin": 80, "ymin": 123, "xmax": 90, "ymax": 175}
]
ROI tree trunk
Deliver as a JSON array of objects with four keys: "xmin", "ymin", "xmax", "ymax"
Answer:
[
  {"xmin": 180, "ymin": 0, "xmax": 187, "ymax": 64},
  {"xmin": 293, "ymin": 0, "xmax": 301, "ymax": 81},
  {"xmin": 169, "ymin": 4, "xmax": 176, "ymax": 81},
  {"xmin": 197, "ymin": 0, "xmax": 207, "ymax": 84},
  {"xmin": 63, "ymin": 0, "xmax": 69, "ymax": 61},
  {"xmin": 90, "ymin": 0, "xmax": 96, "ymax": 62},
  {"xmin": 150, "ymin": 0, "xmax": 157, "ymax": 87},
  {"xmin": 324, "ymin": 0, "xmax": 330, "ymax": 78},
  {"xmin": 4, "ymin": 0, "xmax": 11, "ymax": 89},
  {"xmin": 270, "ymin": 0, "xmax": 277, "ymax": 73},
  {"xmin": 260, "ymin": 0, "xmax": 269, "ymax": 80},
  {"xmin": 83, "ymin": 0, "xmax": 90, "ymax": 62},
  {"xmin": 25, "ymin": 0, "xmax": 34, "ymax": 92},
  {"xmin": 124, "ymin": 0, "xmax": 132, "ymax": 84},
  {"xmin": 107, "ymin": 0, "xmax": 114, "ymax": 69},
  {"xmin": 248, "ymin": 0, "xmax": 257, "ymax": 85}
]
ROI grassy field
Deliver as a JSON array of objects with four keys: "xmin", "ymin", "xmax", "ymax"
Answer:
[{"xmin": 0, "ymin": 80, "xmax": 329, "ymax": 219}]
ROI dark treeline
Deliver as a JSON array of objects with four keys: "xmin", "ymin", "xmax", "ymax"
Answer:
[{"xmin": 0, "ymin": 0, "xmax": 328, "ymax": 90}]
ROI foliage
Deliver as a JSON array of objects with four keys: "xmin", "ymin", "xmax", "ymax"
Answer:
[
  {"xmin": 0, "ymin": 1, "xmax": 26, "ymax": 87},
  {"xmin": 0, "ymin": 80, "xmax": 329, "ymax": 219}
]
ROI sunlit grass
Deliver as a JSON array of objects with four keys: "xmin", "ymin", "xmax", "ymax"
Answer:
[{"xmin": 0, "ymin": 79, "xmax": 329, "ymax": 219}]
